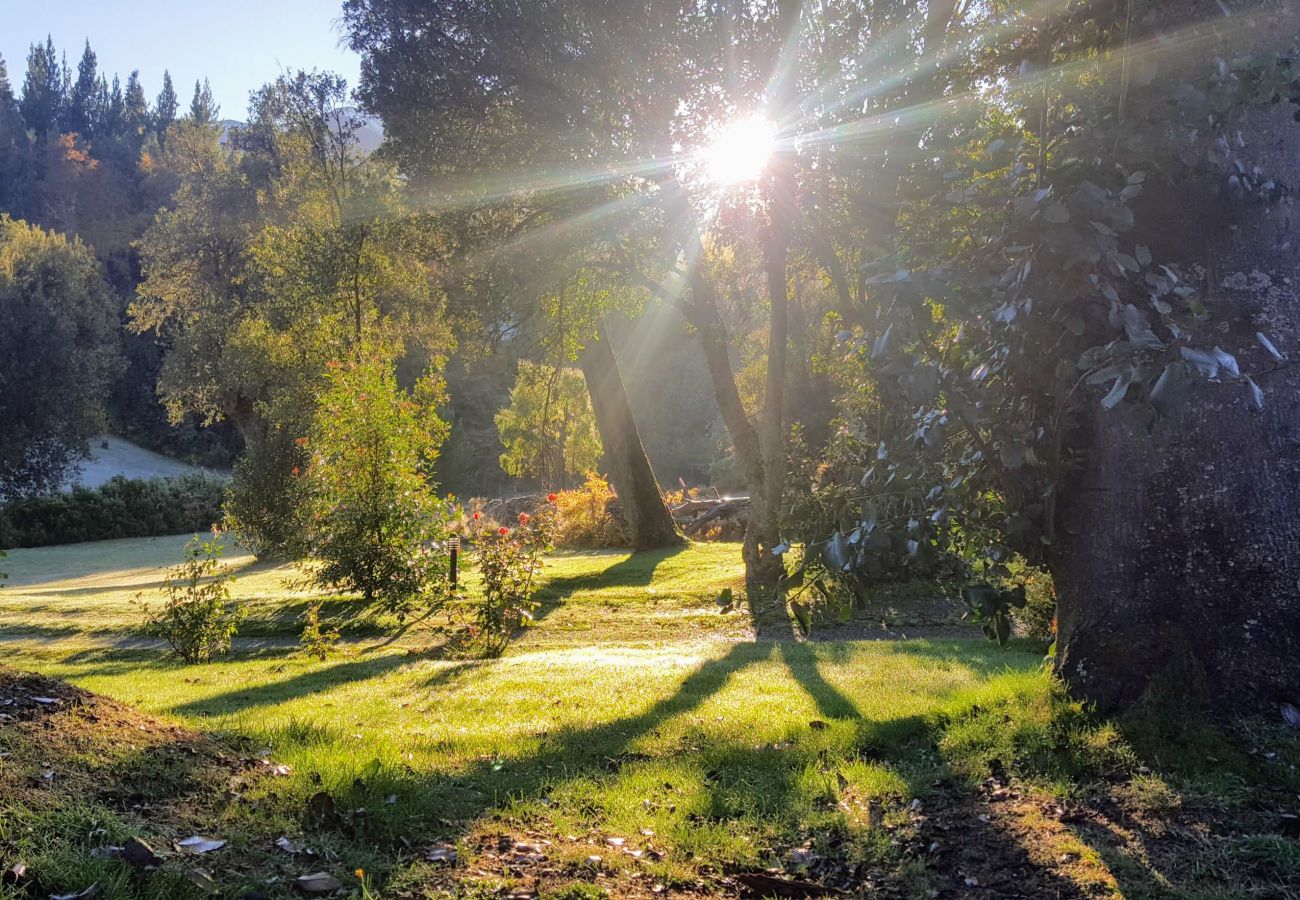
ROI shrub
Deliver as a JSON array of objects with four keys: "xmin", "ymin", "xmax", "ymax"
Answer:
[
  {"xmin": 472, "ymin": 501, "xmax": 555, "ymax": 656},
  {"xmin": 0, "ymin": 474, "xmax": 226, "ymax": 549},
  {"xmin": 300, "ymin": 354, "xmax": 452, "ymax": 620},
  {"xmin": 138, "ymin": 534, "xmax": 243, "ymax": 662},
  {"xmin": 552, "ymin": 473, "xmax": 630, "ymax": 548},
  {"xmin": 1015, "ymin": 568, "xmax": 1057, "ymax": 642},
  {"xmin": 300, "ymin": 602, "xmax": 341, "ymax": 660}
]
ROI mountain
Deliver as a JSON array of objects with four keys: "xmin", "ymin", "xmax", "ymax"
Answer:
[{"xmin": 217, "ymin": 108, "xmax": 384, "ymax": 155}]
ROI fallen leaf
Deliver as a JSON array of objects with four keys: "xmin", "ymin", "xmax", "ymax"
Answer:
[
  {"xmin": 176, "ymin": 835, "xmax": 225, "ymax": 854},
  {"xmin": 122, "ymin": 837, "xmax": 160, "ymax": 868},
  {"xmin": 1282, "ymin": 703, "xmax": 1300, "ymax": 727},
  {"xmin": 296, "ymin": 872, "xmax": 342, "ymax": 893},
  {"xmin": 809, "ymin": 720, "xmax": 829, "ymax": 731},
  {"xmin": 51, "ymin": 886, "xmax": 100, "ymax": 900},
  {"xmin": 276, "ymin": 836, "xmax": 300, "ymax": 854},
  {"xmin": 3, "ymin": 863, "xmax": 27, "ymax": 885},
  {"xmin": 426, "ymin": 845, "xmax": 457, "ymax": 864},
  {"xmin": 186, "ymin": 869, "xmax": 220, "ymax": 895},
  {"xmin": 605, "ymin": 836, "xmax": 626, "ymax": 847},
  {"xmin": 31, "ymin": 696, "xmax": 59, "ymax": 705}
]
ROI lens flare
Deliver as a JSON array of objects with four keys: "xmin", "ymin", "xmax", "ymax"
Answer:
[{"xmin": 701, "ymin": 114, "xmax": 777, "ymax": 186}]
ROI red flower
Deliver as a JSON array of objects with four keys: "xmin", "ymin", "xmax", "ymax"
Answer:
[
  {"xmin": 295, "ymin": 437, "xmax": 308, "ymax": 447},
  {"xmin": 291, "ymin": 466, "xmax": 300, "ymax": 476},
  {"xmin": 472, "ymin": 511, "xmax": 481, "ymax": 521},
  {"xmin": 518, "ymin": 512, "xmax": 530, "ymax": 525},
  {"xmin": 498, "ymin": 526, "xmax": 510, "ymax": 536},
  {"xmin": 546, "ymin": 493, "xmax": 557, "ymax": 503}
]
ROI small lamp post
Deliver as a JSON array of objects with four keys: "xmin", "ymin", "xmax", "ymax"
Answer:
[{"xmin": 447, "ymin": 534, "xmax": 461, "ymax": 587}]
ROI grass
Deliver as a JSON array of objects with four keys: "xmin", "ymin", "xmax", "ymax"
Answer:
[{"xmin": 1, "ymin": 535, "xmax": 1298, "ymax": 899}]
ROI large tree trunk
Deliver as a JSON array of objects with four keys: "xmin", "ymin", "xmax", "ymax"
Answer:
[
  {"xmin": 579, "ymin": 319, "xmax": 684, "ymax": 551},
  {"xmin": 1051, "ymin": 99, "xmax": 1300, "ymax": 715},
  {"xmin": 753, "ymin": 0, "xmax": 801, "ymax": 589}
]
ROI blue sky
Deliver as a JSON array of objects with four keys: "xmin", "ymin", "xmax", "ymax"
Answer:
[{"xmin": 0, "ymin": 0, "xmax": 361, "ymax": 120}]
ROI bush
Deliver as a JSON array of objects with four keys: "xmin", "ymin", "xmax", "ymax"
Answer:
[
  {"xmin": 300, "ymin": 354, "xmax": 452, "ymax": 620},
  {"xmin": 471, "ymin": 502, "xmax": 555, "ymax": 656},
  {"xmin": 552, "ymin": 473, "xmax": 630, "ymax": 548},
  {"xmin": 138, "ymin": 534, "xmax": 244, "ymax": 662},
  {"xmin": 0, "ymin": 474, "xmax": 226, "ymax": 549},
  {"xmin": 1015, "ymin": 567, "xmax": 1057, "ymax": 642}
]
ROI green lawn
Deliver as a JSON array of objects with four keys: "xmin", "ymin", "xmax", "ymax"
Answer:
[{"xmin": 1, "ymin": 536, "xmax": 1296, "ymax": 899}]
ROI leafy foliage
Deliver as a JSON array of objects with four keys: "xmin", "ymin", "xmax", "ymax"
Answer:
[
  {"xmin": 138, "ymin": 534, "xmax": 243, "ymax": 662},
  {"xmin": 0, "ymin": 216, "xmax": 122, "ymax": 498},
  {"xmin": 0, "ymin": 474, "xmax": 224, "ymax": 549},
  {"xmin": 553, "ymin": 474, "xmax": 631, "ymax": 549},
  {"xmin": 470, "ymin": 502, "xmax": 556, "ymax": 657},
  {"xmin": 300, "ymin": 353, "xmax": 451, "ymax": 618},
  {"xmin": 496, "ymin": 362, "xmax": 602, "ymax": 486}
]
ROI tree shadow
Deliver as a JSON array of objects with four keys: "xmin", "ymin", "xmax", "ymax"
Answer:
[
  {"xmin": 167, "ymin": 653, "xmax": 416, "ymax": 718},
  {"xmin": 776, "ymin": 641, "xmax": 860, "ymax": 720},
  {"xmin": 528, "ymin": 544, "xmax": 688, "ymax": 623}
]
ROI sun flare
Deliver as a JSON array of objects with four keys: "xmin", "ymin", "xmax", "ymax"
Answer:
[{"xmin": 701, "ymin": 114, "xmax": 778, "ymax": 186}]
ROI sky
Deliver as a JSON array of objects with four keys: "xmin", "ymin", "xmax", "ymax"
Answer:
[{"xmin": 0, "ymin": 0, "xmax": 361, "ymax": 121}]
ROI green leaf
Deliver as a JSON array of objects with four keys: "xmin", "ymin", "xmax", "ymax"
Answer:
[{"xmin": 1042, "ymin": 203, "xmax": 1070, "ymax": 223}]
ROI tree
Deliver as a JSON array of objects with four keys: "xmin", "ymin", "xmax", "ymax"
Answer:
[
  {"xmin": 301, "ymin": 352, "xmax": 450, "ymax": 613},
  {"xmin": 136, "ymin": 71, "xmax": 451, "ymax": 556},
  {"xmin": 0, "ymin": 215, "xmax": 122, "ymax": 497},
  {"xmin": 64, "ymin": 41, "xmax": 98, "ymax": 137},
  {"xmin": 578, "ymin": 321, "xmax": 683, "ymax": 549},
  {"xmin": 496, "ymin": 361, "xmax": 602, "ymax": 488},
  {"xmin": 19, "ymin": 37, "xmax": 62, "ymax": 139},
  {"xmin": 154, "ymin": 70, "xmax": 178, "ymax": 140},
  {"xmin": 344, "ymin": 0, "xmax": 711, "ymax": 553},
  {"xmin": 122, "ymin": 71, "xmax": 150, "ymax": 146},
  {"xmin": 188, "ymin": 78, "xmax": 217, "ymax": 125}
]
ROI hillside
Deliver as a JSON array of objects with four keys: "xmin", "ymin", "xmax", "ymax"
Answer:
[{"xmin": 61, "ymin": 435, "xmax": 227, "ymax": 490}]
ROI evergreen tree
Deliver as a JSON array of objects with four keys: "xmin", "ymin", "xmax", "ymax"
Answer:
[
  {"xmin": 0, "ymin": 54, "xmax": 22, "ymax": 140},
  {"xmin": 0, "ymin": 54, "xmax": 30, "ymax": 214},
  {"xmin": 154, "ymin": 70, "xmax": 178, "ymax": 140},
  {"xmin": 64, "ymin": 41, "xmax": 98, "ymax": 137},
  {"xmin": 103, "ymin": 74, "xmax": 124, "ymax": 137},
  {"xmin": 188, "ymin": 78, "xmax": 218, "ymax": 125},
  {"xmin": 123, "ymin": 70, "xmax": 150, "ymax": 142},
  {"xmin": 18, "ymin": 37, "xmax": 62, "ymax": 138}
]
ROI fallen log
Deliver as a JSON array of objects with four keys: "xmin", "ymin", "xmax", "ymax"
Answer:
[{"xmin": 680, "ymin": 497, "xmax": 750, "ymax": 535}]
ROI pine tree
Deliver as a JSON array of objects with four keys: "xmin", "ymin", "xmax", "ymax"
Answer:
[
  {"xmin": 188, "ymin": 78, "xmax": 218, "ymax": 125},
  {"xmin": 103, "ymin": 74, "xmax": 124, "ymax": 138},
  {"xmin": 64, "ymin": 40, "xmax": 98, "ymax": 137},
  {"xmin": 123, "ymin": 70, "xmax": 150, "ymax": 142},
  {"xmin": 155, "ymin": 70, "xmax": 178, "ymax": 140},
  {"xmin": 18, "ymin": 37, "xmax": 63, "ymax": 138},
  {"xmin": 0, "ymin": 53, "xmax": 21, "ymax": 139}
]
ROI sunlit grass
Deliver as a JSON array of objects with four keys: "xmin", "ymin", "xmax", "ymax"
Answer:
[{"xmin": 0, "ymin": 533, "xmax": 1052, "ymax": 897}]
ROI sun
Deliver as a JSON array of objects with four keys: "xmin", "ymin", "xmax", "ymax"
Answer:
[{"xmin": 701, "ymin": 114, "xmax": 778, "ymax": 186}]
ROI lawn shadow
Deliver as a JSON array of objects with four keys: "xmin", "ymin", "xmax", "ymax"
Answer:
[
  {"xmin": 168, "ymin": 652, "xmax": 416, "ymax": 717},
  {"xmin": 776, "ymin": 641, "xmax": 860, "ymax": 720},
  {"xmin": 528, "ymin": 544, "xmax": 688, "ymax": 623}
]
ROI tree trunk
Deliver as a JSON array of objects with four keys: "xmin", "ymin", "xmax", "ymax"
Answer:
[
  {"xmin": 1051, "ymin": 100, "xmax": 1300, "ymax": 715},
  {"xmin": 579, "ymin": 319, "xmax": 684, "ymax": 551},
  {"xmin": 753, "ymin": 0, "xmax": 801, "ymax": 589}
]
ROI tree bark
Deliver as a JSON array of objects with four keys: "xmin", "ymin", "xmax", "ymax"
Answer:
[
  {"xmin": 752, "ymin": 0, "xmax": 801, "ymax": 588},
  {"xmin": 579, "ymin": 319, "xmax": 684, "ymax": 551},
  {"xmin": 1051, "ymin": 100, "xmax": 1300, "ymax": 715}
]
